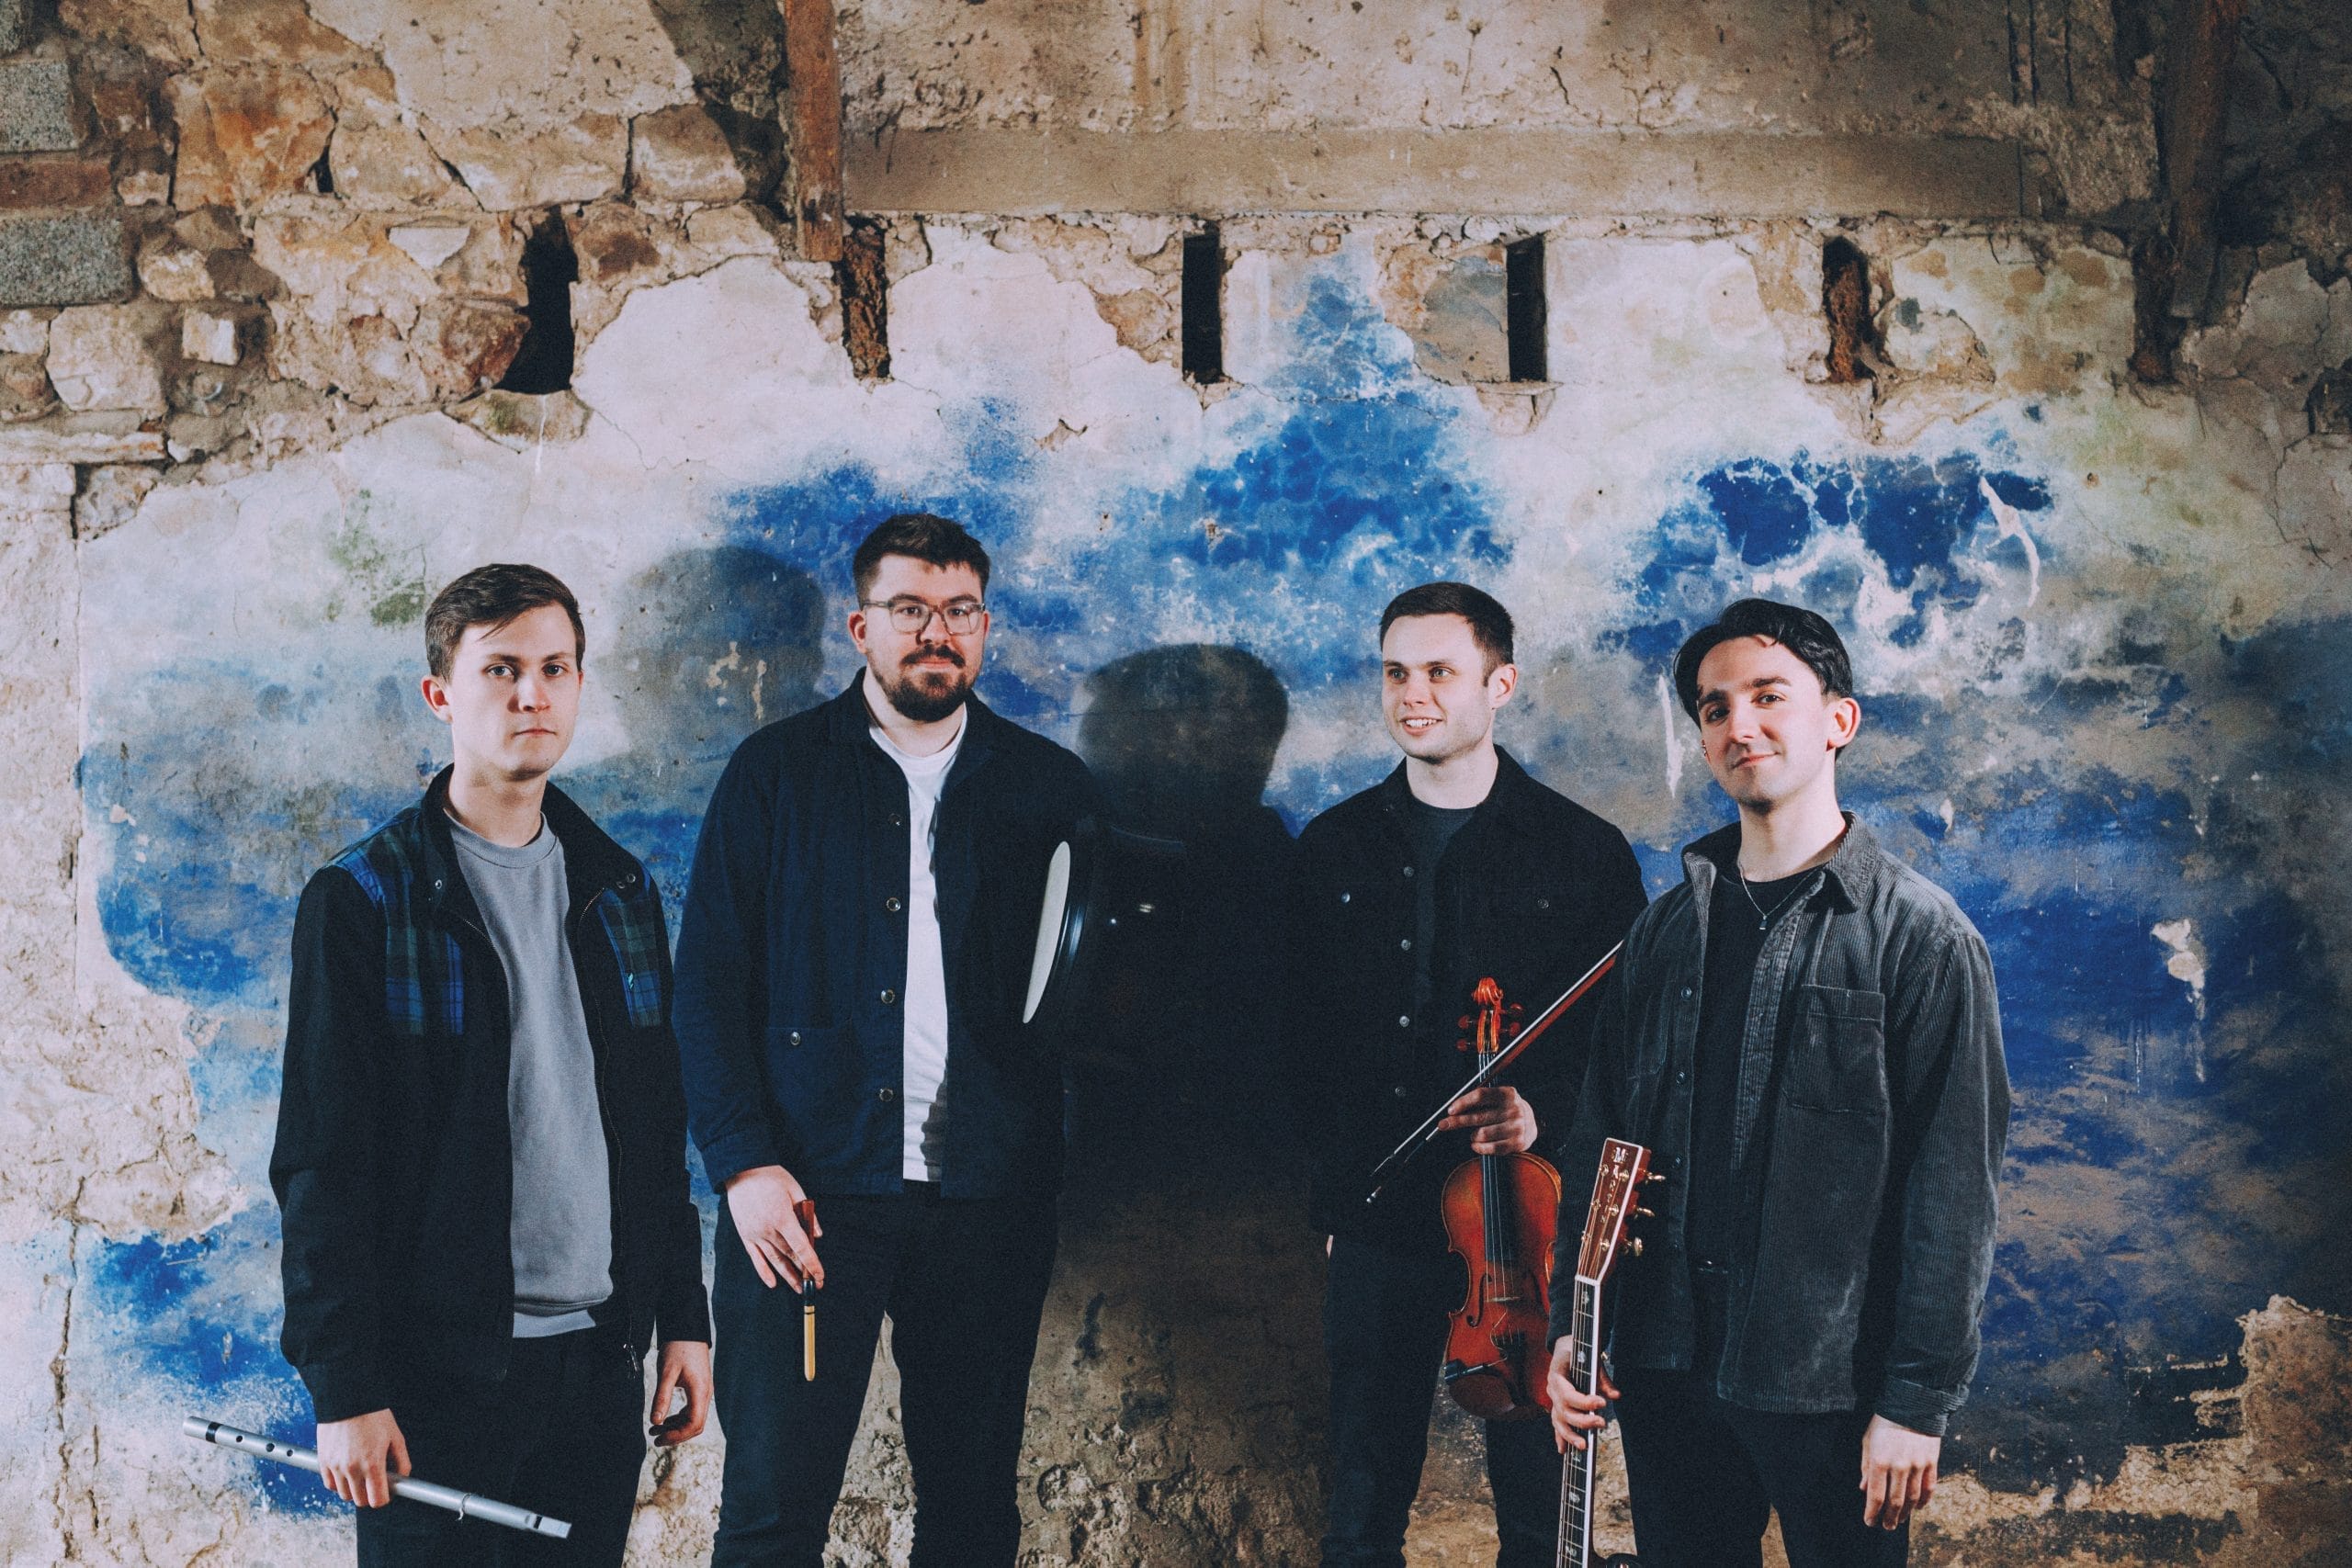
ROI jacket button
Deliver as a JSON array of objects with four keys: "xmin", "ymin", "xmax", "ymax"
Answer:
[
  {"xmin": 878, "ymin": 1086, "xmax": 897, "ymax": 1103},
  {"xmin": 1340, "ymin": 891, "xmax": 1351, "ymax": 904},
  {"xmin": 1675, "ymin": 1069, "xmax": 1689, "ymax": 1084},
  {"xmin": 885, "ymin": 897, "xmax": 903, "ymax": 913},
  {"xmin": 1401, "ymin": 864, "xmax": 1415, "ymax": 878},
  {"xmin": 788, "ymin": 1030, "xmax": 802, "ymax": 1046},
  {"xmin": 1398, "ymin": 1015, "xmax": 1411, "ymax": 1029},
  {"xmin": 1679, "ymin": 985, "xmax": 1694, "ymax": 1000},
  {"xmin": 1536, "ymin": 897, "xmax": 1551, "ymax": 910},
  {"xmin": 1393, "ymin": 1085, "xmax": 1408, "ymax": 1099},
  {"xmin": 889, "ymin": 813, "xmax": 905, "ymax": 829},
  {"xmin": 621, "ymin": 873, "xmax": 638, "ymax": 889},
  {"xmin": 1397, "ymin": 938, "xmax": 1412, "ymax": 952},
  {"xmin": 880, "ymin": 989, "xmax": 898, "ymax": 1006}
]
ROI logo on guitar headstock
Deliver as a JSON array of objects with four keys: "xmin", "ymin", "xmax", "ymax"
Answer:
[{"xmin": 1576, "ymin": 1138, "xmax": 1655, "ymax": 1283}]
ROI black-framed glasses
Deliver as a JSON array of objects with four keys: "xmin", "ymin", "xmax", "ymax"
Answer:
[{"xmin": 862, "ymin": 597, "xmax": 987, "ymax": 635}]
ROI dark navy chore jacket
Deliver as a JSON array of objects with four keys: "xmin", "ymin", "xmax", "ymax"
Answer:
[{"xmin": 673, "ymin": 676, "xmax": 1100, "ymax": 1200}]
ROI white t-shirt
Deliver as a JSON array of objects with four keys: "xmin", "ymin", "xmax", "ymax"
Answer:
[{"xmin": 869, "ymin": 707, "xmax": 966, "ymax": 1181}]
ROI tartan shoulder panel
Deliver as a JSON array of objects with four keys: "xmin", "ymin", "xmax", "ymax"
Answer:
[
  {"xmin": 327, "ymin": 809, "xmax": 461, "ymax": 1038},
  {"xmin": 594, "ymin": 878, "xmax": 668, "ymax": 1030}
]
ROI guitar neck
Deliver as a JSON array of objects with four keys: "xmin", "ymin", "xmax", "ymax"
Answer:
[{"xmin": 1555, "ymin": 1275, "xmax": 1602, "ymax": 1568}]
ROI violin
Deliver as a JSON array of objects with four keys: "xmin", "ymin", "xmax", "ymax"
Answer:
[{"xmin": 1438, "ymin": 976, "xmax": 1563, "ymax": 1422}]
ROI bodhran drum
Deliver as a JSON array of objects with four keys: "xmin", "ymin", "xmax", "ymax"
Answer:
[{"xmin": 1021, "ymin": 816, "xmax": 1182, "ymax": 1035}]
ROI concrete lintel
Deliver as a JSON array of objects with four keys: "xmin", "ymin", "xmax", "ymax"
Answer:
[{"xmin": 846, "ymin": 129, "xmax": 2024, "ymax": 220}]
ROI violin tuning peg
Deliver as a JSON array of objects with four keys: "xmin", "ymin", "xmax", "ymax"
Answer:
[
  {"xmin": 1456, "ymin": 1015, "xmax": 1474, "ymax": 1031},
  {"xmin": 1506, "ymin": 1004, "xmax": 1525, "ymax": 1019}
]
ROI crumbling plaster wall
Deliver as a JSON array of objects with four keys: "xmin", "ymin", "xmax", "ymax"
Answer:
[{"xmin": 0, "ymin": 2, "xmax": 2347, "ymax": 1565}]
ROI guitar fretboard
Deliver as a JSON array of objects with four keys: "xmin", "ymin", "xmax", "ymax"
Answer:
[{"xmin": 1555, "ymin": 1274, "xmax": 1601, "ymax": 1567}]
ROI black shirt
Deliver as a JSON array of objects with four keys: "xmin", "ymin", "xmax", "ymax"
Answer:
[
  {"xmin": 1404, "ymin": 794, "xmax": 1478, "ymax": 1017},
  {"xmin": 1685, "ymin": 853, "xmax": 1810, "ymax": 1271}
]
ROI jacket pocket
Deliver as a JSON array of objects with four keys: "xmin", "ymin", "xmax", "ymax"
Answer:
[{"xmin": 1784, "ymin": 985, "xmax": 1888, "ymax": 1115}]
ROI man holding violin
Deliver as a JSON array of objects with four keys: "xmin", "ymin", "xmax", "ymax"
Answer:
[{"xmin": 1287, "ymin": 581, "xmax": 1647, "ymax": 1568}]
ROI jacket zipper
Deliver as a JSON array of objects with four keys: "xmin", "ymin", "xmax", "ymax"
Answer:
[{"xmin": 571, "ymin": 883, "xmax": 635, "ymax": 1359}]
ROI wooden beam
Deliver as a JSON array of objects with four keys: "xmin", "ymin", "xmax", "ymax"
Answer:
[
  {"xmin": 2133, "ymin": 0, "xmax": 2248, "ymax": 380},
  {"xmin": 781, "ymin": 0, "xmax": 843, "ymax": 264}
]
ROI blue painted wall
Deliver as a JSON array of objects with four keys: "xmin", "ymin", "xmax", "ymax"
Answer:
[{"xmin": 73, "ymin": 232, "xmax": 2352, "ymax": 1539}]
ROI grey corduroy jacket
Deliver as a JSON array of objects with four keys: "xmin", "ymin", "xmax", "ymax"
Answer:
[{"xmin": 1548, "ymin": 814, "xmax": 2009, "ymax": 1436}]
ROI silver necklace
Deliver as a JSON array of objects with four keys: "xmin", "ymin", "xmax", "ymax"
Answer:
[{"xmin": 1736, "ymin": 863, "xmax": 1805, "ymax": 931}]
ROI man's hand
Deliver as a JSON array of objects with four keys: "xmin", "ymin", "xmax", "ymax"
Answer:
[
  {"xmin": 317, "ymin": 1409, "xmax": 410, "ymax": 1508},
  {"xmin": 1860, "ymin": 1414, "xmax": 1940, "ymax": 1529},
  {"xmin": 649, "ymin": 1340, "xmax": 713, "ymax": 1445},
  {"xmin": 725, "ymin": 1165, "xmax": 822, "ymax": 1290},
  {"xmin": 1438, "ymin": 1085, "xmax": 1538, "ymax": 1155},
  {"xmin": 1546, "ymin": 1337, "xmax": 1620, "ymax": 1453}
]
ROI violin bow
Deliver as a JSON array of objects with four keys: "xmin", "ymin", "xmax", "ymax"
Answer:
[{"xmin": 1363, "ymin": 941, "xmax": 1623, "ymax": 1206}]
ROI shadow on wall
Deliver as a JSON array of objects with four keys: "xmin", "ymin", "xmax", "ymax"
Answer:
[
  {"xmin": 564, "ymin": 544, "xmax": 828, "ymax": 935},
  {"xmin": 1037, "ymin": 642, "xmax": 1329, "ymax": 1560},
  {"xmin": 641, "ymin": 0, "xmax": 789, "ymax": 201},
  {"xmin": 1067, "ymin": 641, "xmax": 1298, "ymax": 1188}
]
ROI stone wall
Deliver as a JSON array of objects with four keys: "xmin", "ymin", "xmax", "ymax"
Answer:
[{"xmin": 0, "ymin": 2, "xmax": 2347, "ymax": 1564}]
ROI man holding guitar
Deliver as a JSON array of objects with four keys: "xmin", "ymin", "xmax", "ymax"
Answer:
[
  {"xmin": 1548, "ymin": 599, "xmax": 2009, "ymax": 1567},
  {"xmin": 1289, "ymin": 581, "xmax": 1646, "ymax": 1568}
]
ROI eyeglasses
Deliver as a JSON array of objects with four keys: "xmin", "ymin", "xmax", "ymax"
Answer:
[{"xmin": 861, "ymin": 597, "xmax": 988, "ymax": 636}]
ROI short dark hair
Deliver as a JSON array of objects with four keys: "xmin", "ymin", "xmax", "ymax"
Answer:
[
  {"xmin": 424, "ymin": 563, "xmax": 584, "ymax": 679},
  {"xmin": 1672, "ymin": 598, "xmax": 1853, "ymax": 722},
  {"xmin": 852, "ymin": 513, "xmax": 991, "ymax": 601},
  {"xmin": 1379, "ymin": 581, "xmax": 1515, "ymax": 674}
]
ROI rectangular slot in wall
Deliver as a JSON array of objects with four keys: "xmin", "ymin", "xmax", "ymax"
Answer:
[
  {"xmin": 1182, "ymin": 224, "xmax": 1225, "ymax": 384},
  {"xmin": 1505, "ymin": 234, "xmax": 1546, "ymax": 384}
]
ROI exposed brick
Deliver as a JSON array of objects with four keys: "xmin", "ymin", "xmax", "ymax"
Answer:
[
  {"xmin": 0, "ymin": 62, "xmax": 79, "ymax": 154},
  {"xmin": 0, "ymin": 159, "xmax": 112, "ymax": 209},
  {"xmin": 0, "ymin": 212, "xmax": 130, "ymax": 305}
]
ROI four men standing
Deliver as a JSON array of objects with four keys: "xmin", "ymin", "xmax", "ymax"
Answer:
[{"xmin": 277, "ymin": 536, "xmax": 2005, "ymax": 1566}]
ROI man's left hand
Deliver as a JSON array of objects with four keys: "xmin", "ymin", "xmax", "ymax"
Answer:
[
  {"xmin": 1437, "ymin": 1086, "xmax": 1537, "ymax": 1155},
  {"xmin": 649, "ymin": 1340, "xmax": 713, "ymax": 1446},
  {"xmin": 1860, "ymin": 1414, "xmax": 1939, "ymax": 1529}
]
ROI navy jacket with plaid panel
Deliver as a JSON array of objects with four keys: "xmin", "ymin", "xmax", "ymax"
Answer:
[
  {"xmin": 271, "ymin": 769, "xmax": 711, "ymax": 1425},
  {"xmin": 673, "ymin": 677, "xmax": 1100, "ymax": 1201}
]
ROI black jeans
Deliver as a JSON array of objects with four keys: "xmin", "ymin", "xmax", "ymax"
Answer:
[
  {"xmin": 355, "ymin": 1324, "xmax": 647, "ymax": 1568},
  {"xmin": 1321, "ymin": 1237, "xmax": 1563, "ymax": 1568},
  {"xmin": 1613, "ymin": 1273, "xmax": 1909, "ymax": 1568},
  {"xmin": 710, "ymin": 1185, "xmax": 1059, "ymax": 1568}
]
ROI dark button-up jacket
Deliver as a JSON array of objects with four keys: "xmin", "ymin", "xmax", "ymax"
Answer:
[
  {"xmin": 673, "ymin": 677, "xmax": 1098, "ymax": 1200},
  {"xmin": 272, "ymin": 771, "xmax": 710, "ymax": 1425},
  {"xmin": 1288, "ymin": 751, "xmax": 1647, "ymax": 1249},
  {"xmin": 1549, "ymin": 815, "xmax": 2009, "ymax": 1436}
]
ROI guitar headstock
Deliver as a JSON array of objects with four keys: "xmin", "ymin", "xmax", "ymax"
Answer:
[{"xmin": 1575, "ymin": 1138, "xmax": 1656, "ymax": 1282}]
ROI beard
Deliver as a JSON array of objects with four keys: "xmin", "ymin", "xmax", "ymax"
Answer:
[{"xmin": 876, "ymin": 648, "xmax": 975, "ymax": 723}]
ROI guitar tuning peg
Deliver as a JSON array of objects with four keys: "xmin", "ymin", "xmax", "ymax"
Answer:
[
  {"xmin": 1627, "ymin": 1237, "xmax": 1644, "ymax": 1258},
  {"xmin": 1644, "ymin": 1172, "xmax": 1668, "ymax": 1185},
  {"xmin": 1634, "ymin": 1207, "xmax": 1657, "ymax": 1220}
]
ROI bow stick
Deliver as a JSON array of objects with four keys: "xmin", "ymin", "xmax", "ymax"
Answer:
[{"xmin": 1363, "ymin": 941, "xmax": 1623, "ymax": 1205}]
